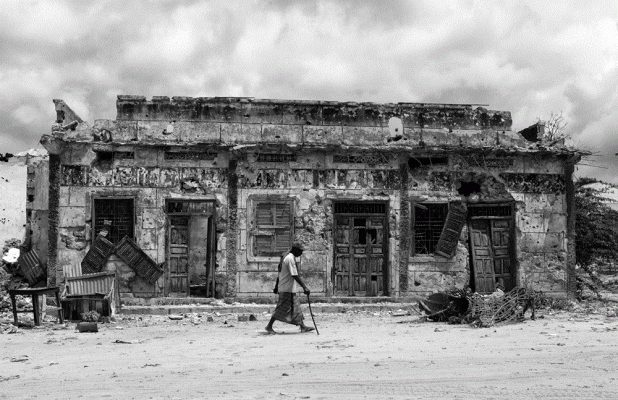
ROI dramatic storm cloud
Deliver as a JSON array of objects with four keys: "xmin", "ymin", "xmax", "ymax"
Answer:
[{"xmin": 1, "ymin": 0, "xmax": 616, "ymax": 181}]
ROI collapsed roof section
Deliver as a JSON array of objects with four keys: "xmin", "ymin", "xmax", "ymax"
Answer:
[{"xmin": 41, "ymin": 96, "xmax": 584, "ymax": 158}]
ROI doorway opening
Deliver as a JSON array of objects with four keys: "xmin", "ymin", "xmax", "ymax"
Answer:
[
  {"xmin": 165, "ymin": 200, "xmax": 217, "ymax": 297},
  {"xmin": 333, "ymin": 201, "xmax": 388, "ymax": 296}
]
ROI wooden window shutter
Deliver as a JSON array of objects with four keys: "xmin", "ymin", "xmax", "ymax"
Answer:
[
  {"xmin": 81, "ymin": 234, "xmax": 115, "ymax": 274},
  {"xmin": 253, "ymin": 200, "xmax": 293, "ymax": 257},
  {"xmin": 115, "ymin": 236, "xmax": 163, "ymax": 284},
  {"xmin": 434, "ymin": 201, "xmax": 467, "ymax": 258}
]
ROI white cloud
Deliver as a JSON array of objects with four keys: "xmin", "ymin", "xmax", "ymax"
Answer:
[{"xmin": 0, "ymin": 0, "xmax": 616, "ymax": 182}]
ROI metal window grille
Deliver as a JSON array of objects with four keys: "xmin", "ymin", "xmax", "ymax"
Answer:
[
  {"xmin": 164, "ymin": 151, "xmax": 217, "ymax": 160},
  {"xmin": 468, "ymin": 205, "xmax": 512, "ymax": 218},
  {"xmin": 333, "ymin": 154, "xmax": 389, "ymax": 165},
  {"xmin": 413, "ymin": 203, "xmax": 449, "ymax": 254},
  {"xmin": 334, "ymin": 202, "xmax": 387, "ymax": 214},
  {"xmin": 256, "ymin": 153, "xmax": 297, "ymax": 162},
  {"xmin": 93, "ymin": 198, "xmax": 134, "ymax": 244}
]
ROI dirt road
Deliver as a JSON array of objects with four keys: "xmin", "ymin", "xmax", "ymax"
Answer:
[{"xmin": 2, "ymin": 309, "xmax": 618, "ymax": 399}]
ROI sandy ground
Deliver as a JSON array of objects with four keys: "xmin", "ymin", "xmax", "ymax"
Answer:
[{"xmin": 2, "ymin": 306, "xmax": 618, "ymax": 400}]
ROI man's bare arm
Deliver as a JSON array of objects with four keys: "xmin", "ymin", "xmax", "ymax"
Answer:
[{"xmin": 293, "ymin": 275, "xmax": 310, "ymax": 295}]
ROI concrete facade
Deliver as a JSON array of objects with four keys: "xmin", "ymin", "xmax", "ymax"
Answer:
[
  {"xmin": 40, "ymin": 96, "xmax": 583, "ymax": 299},
  {"xmin": 0, "ymin": 156, "xmax": 28, "ymax": 248}
]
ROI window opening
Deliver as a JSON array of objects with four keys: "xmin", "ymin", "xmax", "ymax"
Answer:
[
  {"xmin": 93, "ymin": 198, "xmax": 134, "ymax": 244},
  {"xmin": 256, "ymin": 153, "xmax": 297, "ymax": 162},
  {"xmin": 408, "ymin": 157, "xmax": 448, "ymax": 169},
  {"xmin": 413, "ymin": 203, "xmax": 449, "ymax": 254},
  {"xmin": 93, "ymin": 151, "xmax": 114, "ymax": 172},
  {"xmin": 164, "ymin": 151, "xmax": 216, "ymax": 161},
  {"xmin": 334, "ymin": 203, "xmax": 386, "ymax": 214}
]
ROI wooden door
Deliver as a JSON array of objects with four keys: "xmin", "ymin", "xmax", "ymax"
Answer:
[
  {"xmin": 334, "ymin": 216, "xmax": 386, "ymax": 296},
  {"xmin": 490, "ymin": 219, "xmax": 514, "ymax": 290},
  {"xmin": 469, "ymin": 218, "xmax": 514, "ymax": 294},
  {"xmin": 168, "ymin": 216, "xmax": 189, "ymax": 296}
]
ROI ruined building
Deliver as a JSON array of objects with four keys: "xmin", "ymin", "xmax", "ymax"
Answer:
[{"xmin": 39, "ymin": 96, "xmax": 583, "ymax": 300}]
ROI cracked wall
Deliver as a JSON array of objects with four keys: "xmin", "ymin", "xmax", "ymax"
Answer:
[
  {"xmin": 404, "ymin": 153, "xmax": 569, "ymax": 295},
  {"xmin": 235, "ymin": 151, "xmax": 401, "ymax": 297},
  {"xmin": 54, "ymin": 145, "xmax": 228, "ymax": 298}
]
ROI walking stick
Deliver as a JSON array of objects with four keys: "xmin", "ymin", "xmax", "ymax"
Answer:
[{"xmin": 306, "ymin": 293, "xmax": 319, "ymax": 335}]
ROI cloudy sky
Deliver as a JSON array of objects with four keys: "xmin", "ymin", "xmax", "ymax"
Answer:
[{"xmin": 1, "ymin": 0, "xmax": 617, "ymax": 181}]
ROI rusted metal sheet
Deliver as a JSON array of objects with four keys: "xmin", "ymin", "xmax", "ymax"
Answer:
[
  {"xmin": 66, "ymin": 271, "xmax": 116, "ymax": 296},
  {"xmin": 64, "ymin": 271, "xmax": 120, "ymax": 313},
  {"xmin": 115, "ymin": 236, "xmax": 163, "ymax": 284},
  {"xmin": 62, "ymin": 264, "xmax": 82, "ymax": 278},
  {"xmin": 17, "ymin": 250, "xmax": 46, "ymax": 286}
]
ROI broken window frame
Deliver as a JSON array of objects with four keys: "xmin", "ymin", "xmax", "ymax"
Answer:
[
  {"xmin": 92, "ymin": 197, "xmax": 135, "ymax": 245},
  {"xmin": 248, "ymin": 196, "xmax": 294, "ymax": 260},
  {"xmin": 410, "ymin": 202, "xmax": 449, "ymax": 256}
]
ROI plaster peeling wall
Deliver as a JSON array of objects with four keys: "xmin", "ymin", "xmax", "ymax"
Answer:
[
  {"xmin": 54, "ymin": 145, "xmax": 228, "ymax": 298},
  {"xmin": 235, "ymin": 152, "xmax": 402, "ymax": 297},
  {"xmin": 405, "ymin": 154, "xmax": 569, "ymax": 296},
  {"xmin": 44, "ymin": 97, "xmax": 579, "ymax": 298}
]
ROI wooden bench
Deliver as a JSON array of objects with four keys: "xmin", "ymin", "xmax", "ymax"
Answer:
[{"xmin": 9, "ymin": 287, "xmax": 64, "ymax": 326}]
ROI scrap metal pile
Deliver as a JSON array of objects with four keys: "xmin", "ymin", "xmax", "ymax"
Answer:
[{"xmin": 418, "ymin": 287, "xmax": 536, "ymax": 328}]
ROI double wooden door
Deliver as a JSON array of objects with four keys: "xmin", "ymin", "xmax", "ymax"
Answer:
[
  {"xmin": 334, "ymin": 215, "xmax": 387, "ymax": 296},
  {"xmin": 469, "ymin": 218, "xmax": 514, "ymax": 294}
]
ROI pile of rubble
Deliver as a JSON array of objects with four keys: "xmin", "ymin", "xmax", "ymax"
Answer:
[{"xmin": 418, "ymin": 287, "xmax": 538, "ymax": 328}]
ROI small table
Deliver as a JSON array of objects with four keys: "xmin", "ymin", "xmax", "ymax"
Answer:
[{"xmin": 9, "ymin": 287, "xmax": 64, "ymax": 326}]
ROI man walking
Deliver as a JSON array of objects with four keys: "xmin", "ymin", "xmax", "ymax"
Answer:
[{"xmin": 266, "ymin": 243, "xmax": 315, "ymax": 334}]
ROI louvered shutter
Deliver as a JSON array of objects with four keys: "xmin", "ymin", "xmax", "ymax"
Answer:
[
  {"xmin": 115, "ymin": 236, "xmax": 163, "ymax": 284},
  {"xmin": 17, "ymin": 249, "xmax": 46, "ymax": 285},
  {"xmin": 274, "ymin": 202, "xmax": 292, "ymax": 253},
  {"xmin": 81, "ymin": 234, "xmax": 115, "ymax": 274},
  {"xmin": 434, "ymin": 201, "xmax": 467, "ymax": 258},
  {"xmin": 253, "ymin": 200, "xmax": 293, "ymax": 257}
]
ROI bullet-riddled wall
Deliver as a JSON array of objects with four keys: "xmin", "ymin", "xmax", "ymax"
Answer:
[
  {"xmin": 41, "ymin": 96, "xmax": 582, "ymax": 299},
  {"xmin": 235, "ymin": 151, "xmax": 402, "ymax": 296},
  {"xmin": 54, "ymin": 144, "xmax": 228, "ymax": 297}
]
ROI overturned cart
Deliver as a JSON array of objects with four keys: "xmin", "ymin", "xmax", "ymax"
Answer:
[{"xmin": 417, "ymin": 287, "xmax": 536, "ymax": 327}]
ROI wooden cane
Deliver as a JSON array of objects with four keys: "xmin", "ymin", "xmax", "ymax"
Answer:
[{"xmin": 306, "ymin": 293, "xmax": 319, "ymax": 335}]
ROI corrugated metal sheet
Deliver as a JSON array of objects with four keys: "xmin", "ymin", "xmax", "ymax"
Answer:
[
  {"xmin": 66, "ymin": 272, "xmax": 115, "ymax": 296},
  {"xmin": 62, "ymin": 264, "xmax": 82, "ymax": 278},
  {"xmin": 17, "ymin": 249, "xmax": 46, "ymax": 285}
]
